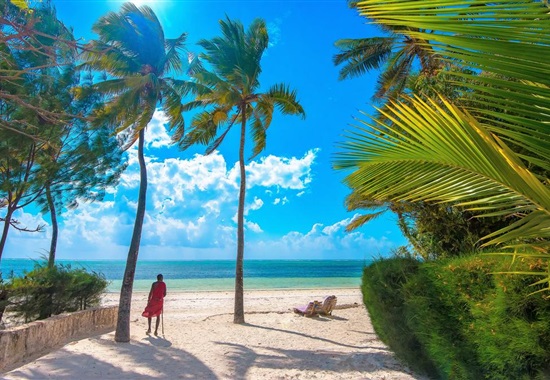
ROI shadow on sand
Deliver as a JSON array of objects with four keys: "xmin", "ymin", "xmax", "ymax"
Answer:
[{"xmin": 5, "ymin": 335, "xmax": 217, "ymax": 379}]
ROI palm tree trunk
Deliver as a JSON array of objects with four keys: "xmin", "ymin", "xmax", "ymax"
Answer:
[
  {"xmin": 234, "ymin": 113, "xmax": 246, "ymax": 324},
  {"xmin": 46, "ymin": 184, "xmax": 58, "ymax": 268},
  {"xmin": 0, "ymin": 207, "xmax": 14, "ymax": 263},
  {"xmin": 115, "ymin": 129, "xmax": 148, "ymax": 342}
]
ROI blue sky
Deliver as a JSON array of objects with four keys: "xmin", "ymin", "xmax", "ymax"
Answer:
[{"xmin": 4, "ymin": 0, "xmax": 407, "ymax": 261}]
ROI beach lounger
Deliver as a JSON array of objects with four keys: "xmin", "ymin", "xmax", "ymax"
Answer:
[
  {"xmin": 293, "ymin": 301, "xmax": 320, "ymax": 317},
  {"xmin": 317, "ymin": 295, "xmax": 337, "ymax": 316}
]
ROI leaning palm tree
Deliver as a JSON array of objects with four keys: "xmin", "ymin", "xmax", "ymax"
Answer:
[
  {"xmin": 173, "ymin": 17, "xmax": 305, "ymax": 323},
  {"xmin": 334, "ymin": 0, "xmax": 550, "ymax": 290},
  {"xmin": 80, "ymin": 3, "xmax": 188, "ymax": 342}
]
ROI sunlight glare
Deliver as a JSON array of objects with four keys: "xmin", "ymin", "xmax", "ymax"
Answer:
[{"xmin": 130, "ymin": 0, "xmax": 153, "ymax": 7}]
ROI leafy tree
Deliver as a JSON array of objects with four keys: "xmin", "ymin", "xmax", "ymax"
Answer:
[
  {"xmin": 0, "ymin": 1, "xmax": 74, "ymax": 261},
  {"xmin": 0, "ymin": 0, "xmax": 78, "ymax": 140},
  {"xmin": 334, "ymin": 0, "xmax": 550, "ymax": 288},
  {"xmin": 0, "ymin": 2, "xmax": 124, "ymax": 268},
  {"xmin": 174, "ymin": 17, "xmax": 305, "ymax": 323},
  {"xmin": 36, "ymin": 69, "xmax": 127, "ymax": 268},
  {"xmin": 80, "ymin": 3, "xmax": 188, "ymax": 342}
]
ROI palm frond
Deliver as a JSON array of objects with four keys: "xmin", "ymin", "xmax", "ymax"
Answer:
[
  {"xmin": 205, "ymin": 112, "xmax": 238, "ymax": 155},
  {"xmin": 346, "ymin": 212, "xmax": 385, "ymax": 232},
  {"xmin": 164, "ymin": 32, "xmax": 187, "ymax": 74},
  {"xmin": 161, "ymin": 82, "xmax": 184, "ymax": 132},
  {"xmin": 355, "ymin": 0, "xmax": 550, "ymax": 168},
  {"xmin": 176, "ymin": 111, "xmax": 218, "ymax": 151},
  {"xmin": 265, "ymin": 83, "xmax": 306, "ymax": 118},
  {"xmin": 333, "ymin": 37, "xmax": 396, "ymax": 80},
  {"xmin": 335, "ymin": 95, "xmax": 550, "ymax": 223}
]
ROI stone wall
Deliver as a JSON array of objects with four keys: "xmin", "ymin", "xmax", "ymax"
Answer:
[{"xmin": 0, "ymin": 306, "xmax": 118, "ymax": 373}]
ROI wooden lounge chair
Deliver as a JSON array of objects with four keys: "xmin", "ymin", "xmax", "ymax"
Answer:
[
  {"xmin": 293, "ymin": 301, "xmax": 320, "ymax": 317},
  {"xmin": 317, "ymin": 295, "xmax": 337, "ymax": 316}
]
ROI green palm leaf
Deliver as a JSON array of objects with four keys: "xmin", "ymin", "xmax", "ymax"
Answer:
[
  {"xmin": 335, "ymin": 95, "xmax": 550, "ymax": 247},
  {"xmin": 333, "ymin": 37, "xmax": 395, "ymax": 80},
  {"xmin": 354, "ymin": 0, "xmax": 550, "ymax": 170}
]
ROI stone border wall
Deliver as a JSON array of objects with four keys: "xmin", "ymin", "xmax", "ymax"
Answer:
[{"xmin": 0, "ymin": 305, "xmax": 118, "ymax": 373}]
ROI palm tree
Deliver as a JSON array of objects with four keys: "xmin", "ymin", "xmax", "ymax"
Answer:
[
  {"xmin": 333, "ymin": 1, "xmax": 439, "ymax": 102},
  {"xmin": 80, "ymin": 3, "xmax": 188, "ymax": 342},
  {"xmin": 173, "ymin": 17, "xmax": 305, "ymax": 323},
  {"xmin": 334, "ymin": 0, "xmax": 550, "ymax": 289}
]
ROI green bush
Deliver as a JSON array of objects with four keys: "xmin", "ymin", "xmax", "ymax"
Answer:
[
  {"xmin": 0, "ymin": 273, "xmax": 11, "ymax": 324},
  {"xmin": 9, "ymin": 261, "xmax": 108, "ymax": 322},
  {"xmin": 362, "ymin": 256, "xmax": 550, "ymax": 379},
  {"xmin": 361, "ymin": 257, "xmax": 439, "ymax": 377}
]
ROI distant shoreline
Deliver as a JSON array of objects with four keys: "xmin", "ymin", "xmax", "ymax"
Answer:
[{"xmin": 105, "ymin": 286, "xmax": 361, "ymax": 294}]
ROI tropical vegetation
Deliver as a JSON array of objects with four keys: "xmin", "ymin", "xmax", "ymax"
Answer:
[
  {"xmin": 334, "ymin": 0, "xmax": 550, "ymax": 281},
  {"xmin": 338, "ymin": 0, "xmax": 550, "ymax": 376},
  {"xmin": 362, "ymin": 256, "xmax": 550, "ymax": 379},
  {"xmin": 7, "ymin": 260, "xmax": 107, "ymax": 323},
  {"xmin": 79, "ymin": 3, "xmax": 190, "ymax": 342},
  {"xmin": 173, "ymin": 17, "xmax": 305, "ymax": 323},
  {"xmin": 1, "ymin": 6, "xmax": 549, "ymax": 379}
]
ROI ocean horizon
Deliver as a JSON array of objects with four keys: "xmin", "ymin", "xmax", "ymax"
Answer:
[{"xmin": 0, "ymin": 258, "xmax": 369, "ymax": 292}]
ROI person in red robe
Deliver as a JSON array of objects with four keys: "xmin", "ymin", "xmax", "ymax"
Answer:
[{"xmin": 142, "ymin": 274, "xmax": 167, "ymax": 335}]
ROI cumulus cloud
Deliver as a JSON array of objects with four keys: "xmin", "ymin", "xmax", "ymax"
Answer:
[
  {"xmin": 248, "ymin": 215, "xmax": 396, "ymax": 260},
  {"xmin": 1, "ymin": 118, "xmax": 400, "ymax": 262},
  {"xmin": 145, "ymin": 110, "xmax": 173, "ymax": 149},
  {"xmin": 245, "ymin": 149, "xmax": 318, "ymax": 189}
]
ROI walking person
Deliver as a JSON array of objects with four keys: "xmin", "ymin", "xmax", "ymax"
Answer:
[{"xmin": 142, "ymin": 274, "xmax": 166, "ymax": 336}]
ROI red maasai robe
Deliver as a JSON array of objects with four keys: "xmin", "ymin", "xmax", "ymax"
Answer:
[{"xmin": 142, "ymin": 281, "xmax": 166, "ymax": 318}]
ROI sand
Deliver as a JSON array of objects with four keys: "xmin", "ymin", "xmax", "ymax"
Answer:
[{"xmin": 3, "ymin": 288, "xmax": 425, "ymax": 379}]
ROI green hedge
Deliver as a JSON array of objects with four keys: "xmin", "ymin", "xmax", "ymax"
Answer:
[{"xmin": 362, "ymin": 256, "xmax": 550, "ymax": 379}]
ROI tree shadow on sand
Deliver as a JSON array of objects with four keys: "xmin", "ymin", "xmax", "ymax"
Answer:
[
  {"xmin": 216, "ymin": 342, "xmax": 424, "ymax": 380},
  {"xmin": 244, "ymin": 322, "xmax": 390, "ymax": 350},
  {"xmin": 4, "ymin": 335, "xmax": 218, "ymax": 379}
]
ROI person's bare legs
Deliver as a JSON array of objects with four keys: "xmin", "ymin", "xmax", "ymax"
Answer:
[
  {"xmin": 154, "ymin": 316, "xmax": 160, "ymax": 335},
  {"xmin": 147, "ymin": 317, "xmax": 152, "ymax": 334}
]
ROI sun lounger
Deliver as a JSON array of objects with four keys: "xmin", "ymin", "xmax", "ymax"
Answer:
[
  {"xmin": 293, "ymin": 301, "xmax": 320, "ymax": 317},
  {"xmin": 317, "ymin": 295, "xmax": 337, "ymax": 316}
]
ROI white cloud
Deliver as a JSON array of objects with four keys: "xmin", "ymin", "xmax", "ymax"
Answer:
[
  {"xmin": 245, "ymin": 149, "xmax": 318, "ymax": 189},
  {"xmin": 247, "ymin": 215, "xmax": 396, "ymax": 260},
  {"xmin": 247, "ymin": 197, "xmax": 264, "ymax": 214},
  {"xmin": 0, "ymin": 118, "xmax": 401, "ymax": 262},
  {"xmin": 245, "ymin": 221, "xmax": 263, "ymax": 233},
  {"xmin": 145, "ymin": 110, "xmax": 172, "ymax": 149}
]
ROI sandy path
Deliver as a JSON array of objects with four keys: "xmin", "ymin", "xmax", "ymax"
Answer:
[{"xmin": 3, "ymin": 288, "xmax": 425, "ymax": 379}]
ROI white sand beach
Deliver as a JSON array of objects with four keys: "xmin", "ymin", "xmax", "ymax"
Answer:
[{"xmin": 3, "ymin": 288, "xmax": 424, "ymax": 379}]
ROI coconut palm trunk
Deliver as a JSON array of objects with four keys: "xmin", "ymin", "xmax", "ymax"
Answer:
[
  {"xmin": 83, "ymin": 3, "xmax": 188, "ymax": 341},
  {"xmin": 115, "ymin": 129, "xmax": 147, "ymax": 342},
  {"xmin": 234, "ymin": 110, "xmax": 247, "ymax": 324},
  {"xmin": 175, "ymin": 17, "xmax": 305, "ymax": 323}
]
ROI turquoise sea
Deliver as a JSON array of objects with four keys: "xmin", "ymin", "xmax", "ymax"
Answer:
[{"xmin": 0, "ymin": 259, "xmax": 368, "ymax": 292}]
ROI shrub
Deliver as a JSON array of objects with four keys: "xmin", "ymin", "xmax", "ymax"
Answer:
[
  {"xmin": 362, "ymin": 255, "xmax": 550, "ymax": 379},
  {"xmin": 361, "ymin": 257, "xmax": 439, "ymax": 377},
  {"xmin": 9, "ymin": 261, "xmax": 108, "ymax": 322},
  {"xmin": 0, "ymin": 273, "xmax": 12, "ymax": 324}
]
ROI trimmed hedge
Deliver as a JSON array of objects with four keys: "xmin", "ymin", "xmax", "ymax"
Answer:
[{"xmin": 362, "ymin": 256, "xmax": 550, "ymax": 379}]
